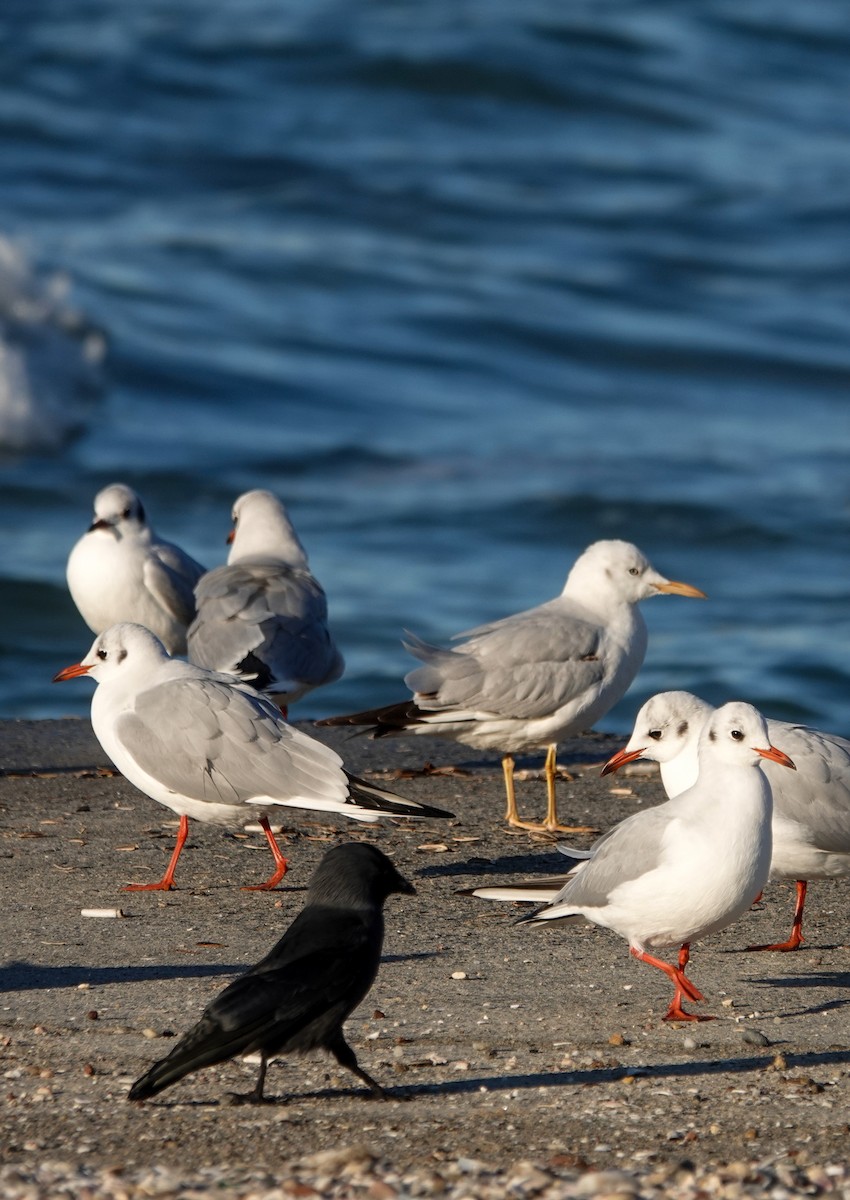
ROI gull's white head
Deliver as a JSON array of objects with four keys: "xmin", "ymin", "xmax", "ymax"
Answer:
[
  {"xmin": 699, "ymin": 701, "xmax": 796, "ymax": 772},
  {"xmin": 606, "ymin": 691, "xmax": 714, "ymax": 774},
  {"xmin": 226, "ymin": 489, "xmax": 308, "ymax": 568},
  {"xmin": 88, "ymin": 484, "xmax": 149, "ymax": 539},
  {"xmin": 53, "ymin": 622, "xmax": 170, "ymax": 686},
  {"xmin": 563, "ymin": 539, "xmax": 706, "ymax": 606}
]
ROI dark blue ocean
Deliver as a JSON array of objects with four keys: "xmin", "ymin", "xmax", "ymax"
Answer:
[{"xmin": 0, "ymin": 1, "xmax": 848, "ymax": 736}]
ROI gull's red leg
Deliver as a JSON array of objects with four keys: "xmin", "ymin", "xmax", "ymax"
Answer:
[
  {"xmin": 746, "ymin": 880, "xmax": 807, "ymax": 952},
  {"xmin": 122, "ymin": 814, "xmax": 188, "ymax": 891},
  {"xmin": 630, "ymin": 944, "xmax": 712, "ymax": 1022},
  {"xmin": 662, "ymin": 943, "xmax": 714, "ymax": 1022},
  {"xmin": 242, "ymin": 816, "xmax": 289, "ymax": 891}
]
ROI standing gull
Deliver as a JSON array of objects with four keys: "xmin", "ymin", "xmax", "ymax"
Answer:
[
  {"xmin": 54, "ymin": 623, "xmax": 452, "ymax": 891},
  {"xmin": 129, "ymin": 842, "xmax": 413, "ymax": 1104},
  {"xmin": 472, "ymin": 703, "xmax": 794, "ymax": 1020},
  {"xmin": 66, "ymin": 483, "xmax": 205, "ymax": 655},
  {"xmin": 187, "ymin": 489, "xmax": 344, "ymax": 714},
  {"xmin": 320, "ymin": 540, "xmax": 704, "ymax": 833},
  {"xmin": 603, "ymin": 690, "xmax": 850, "ymax": 952}
]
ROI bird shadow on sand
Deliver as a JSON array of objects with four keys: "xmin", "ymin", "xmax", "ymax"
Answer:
[
  {"xmin": 382, "ymin": 951, "xmax": 441, "ymax": 964},
  {"xmin": 417, "ymin": 852, "xmax": 569, "ymax": 880},
  {"xmin": 0, "ymin": 960, "xmax": 243, "ymax": 992},
  {"xmin": 139, "ymin": 1046, "xmax": 850, "ymax": 1108},
  {"xmin": 388, "ymin": 1046, "xmax": 850, "ymax": 1099},
  {"xmin": 723, "ymin": 941, "xmax": 847, "ymax": 955},
  {"xmin": 743, "ymin": 970, "xmax": 850, "ymax": 1018}
]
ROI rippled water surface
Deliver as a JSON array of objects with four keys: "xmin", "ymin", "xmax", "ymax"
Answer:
[{"xmin": 0, "ymin": 1, "xmax": 848, "ymax": 734}]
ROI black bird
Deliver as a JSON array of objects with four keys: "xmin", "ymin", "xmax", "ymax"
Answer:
[{"xmin": 128, "ymin": 843, "xmax": 414, "ymax": 1104}]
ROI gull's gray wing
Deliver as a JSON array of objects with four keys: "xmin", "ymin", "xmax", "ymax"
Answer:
[
  {"xmin": 188, "ymin": 562, "xmax": 344, "ymax": 692},
  {"xmin": 145, "ymin": 540, "xmax": 206, "ymax": 628},
  {"xmin": 767, "ymin": 722, "xmax": 850, "ymax": 852},
  {"xmin": 115, "ymin": 676, "xmax": 351, "ymax": 809},
  {"xmin": 403, "ymin": 599, "xmax": 605, "ymax": 721},
  {"xmin": 541, "ymin": 804, "xmax": 678, "ymax": 912}
]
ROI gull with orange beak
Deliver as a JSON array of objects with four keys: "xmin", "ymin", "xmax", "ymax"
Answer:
[
  {"xmin": 320, "ymin": 539, "xmax": 705, "ymax": 833},
  {"xmin": 468, "ymin": 703, "xmax": 795, "ymax": 1021},
  {"xmin": 54, "ymin": 623, "xmax": 451, "ymax": 892},
  {"xmin": 603, "ymin": 690, "xmax": 850, "ymax": 953}
]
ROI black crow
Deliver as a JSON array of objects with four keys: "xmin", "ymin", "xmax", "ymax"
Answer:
[{"xmin": 128, "ymin": 842, "xmax": 414, "ymax": 1103}]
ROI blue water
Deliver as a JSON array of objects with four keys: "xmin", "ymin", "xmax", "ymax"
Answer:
[{"xmin": 0, "ymin": 1, "xmax": 849, "ymax": 735}]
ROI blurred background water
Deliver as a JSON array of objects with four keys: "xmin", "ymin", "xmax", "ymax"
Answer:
[{"xmin": 0, "ymin": 0, "xmax": 848, "ymax": 734}]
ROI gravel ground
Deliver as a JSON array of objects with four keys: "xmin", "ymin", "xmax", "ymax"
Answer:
[{"xmin": 2, "ymin": 717, "xmax": 850, "ymax": 1197}]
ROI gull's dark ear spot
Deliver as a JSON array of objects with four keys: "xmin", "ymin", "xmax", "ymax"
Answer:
[
  {"xmin": 708, "ymin": 729, "xmax": 716, "ymax": 742},
  {"xmin": 677, "ymin": 721, "xmax": 688, "ymax": 737},
  {"xmin": 117, "ymin": 648, "xmax": 128, "ymax": 663}
]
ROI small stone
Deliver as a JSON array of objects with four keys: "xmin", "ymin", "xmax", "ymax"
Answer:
[
  {"xmin": 368, "ymin": 1182, "xmax": 397, "ymax": 1200},
  {"xmin": 86, "ymin": 1010, "xmax": 99, "ymax": 1021},
  {"xmin": 450, "ymin": 971, "xmax": 467, "ymax": 980},
  {"xmin": 297, "ymin": 1145, "xmax": 375, "ymax": 1173},
  {"xmin": 506, "ymin": 1163, "xmax": 552, "ymax": 1191},
  {"xmin": 608, "ymin": 1032, "xmax": 626, "ymax": 1047},
  {"xmin": 574, "ymin": 1169, "xmax": 638, "ymax": 1195},
  {"xmin": 142, "ymin": 1028, "xmax": 159, "ymax": 1039},
  {"xmin": 741, "ymin": 1028, "xmax": 770, "ymax": 1047}
]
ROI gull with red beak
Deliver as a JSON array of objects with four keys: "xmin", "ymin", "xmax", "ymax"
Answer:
[
  {"xmin": 54, "ymin": 623, "xmax": 452, "ymax": 892},
  {"xmin": 603, "ymin": 690, "xmax": 850, "ymax": 953},
  {"xmin": 469, "ymin": 702, "xmax": 795, "ymax": 1021},
  {"xmin": 187, "ymin": 489, "xmax": 343, "ymax": 715},
  {"xmin": 66, "ymin": 483, "xmax": 205, "ymax": 654},
  {"xmin": 320, "ymin": 539, "xmax": 705, "ymax": 833}
]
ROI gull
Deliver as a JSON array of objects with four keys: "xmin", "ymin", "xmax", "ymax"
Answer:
[
  {"xmin": 53, "ymin": 623, "xmax": 452, "ymax": 891},
  {"xmin": 66, "ymin": 483, "xmax": 205, "ymax": 655},
  {"xmin": 319, "ymin": 540, "xmax": 704, "ymax": 834},
  {"xmin": 470, "ymin": 703, "xmax": 794, "ymax": 1021},
  {"xmin": 187, "ymin": 489, "xmax": 344, "ymax": 714},
  {"xmin": 129, "ymin": 842, "xmax": 413, "ymax": 1104},
  {"xmin": 603, "ymin": 690, "xmax": 850, "ymax": 952}
]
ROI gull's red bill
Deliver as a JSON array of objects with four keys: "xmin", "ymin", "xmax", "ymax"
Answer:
[
  {"xmin": 600, "ymin": 745, "xmax": 647, "ymax": 776},
  {"xmin": 755, "ymin": 745, "xmax": 796, "ymax": 770},
  {"xmin": 53, "ymin": 662, "xmax": 92, "ymax": 682}
]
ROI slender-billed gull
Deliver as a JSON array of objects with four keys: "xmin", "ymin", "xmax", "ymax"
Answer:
[
  {"xmin": 469, "ymin": 703, "xmax": 794, "ymax": 1020},
  {"xmin": 54, "ymin": 623, "xmax": 452, "ymax": 891},
  {"xmin": 188, "ymin": 490, "xmax": 343, "ymax": 714},
  {"xmin": 604, "ymin": 690, "xmax": 850, "ymax": 952},
  {"xmin": 67, "ymin": 483, "xmax": 205, "ymax": 655}
]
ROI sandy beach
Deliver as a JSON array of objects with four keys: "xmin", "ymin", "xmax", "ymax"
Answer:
[{"xmin": 2, "ymin": 717, "xmax": 849, "ymax": 1197}]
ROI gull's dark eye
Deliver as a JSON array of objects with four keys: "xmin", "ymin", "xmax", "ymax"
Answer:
[
  {"xmin": 648, "ymin": 729, "xmax": 663, "ymax": 741},
  {"xmin": 97, "ymin": 649, "xmax": 107, "ymax": 661},
  {"xmin": 628, "ymin": 567, "xmax": 640, "ymax": 576},
  {"xmin": 730, "ymin": 729, "xmax": 744, "ymax": 741}
]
